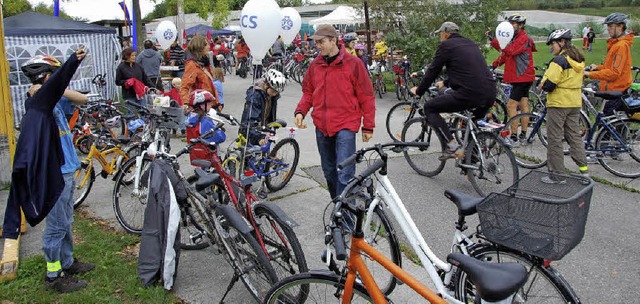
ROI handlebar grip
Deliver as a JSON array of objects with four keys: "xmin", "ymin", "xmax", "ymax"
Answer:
[
  {"xmin": 338, "ymin": 153, "xmax": 359, "ymax": 170},
  {"xmin": 332, "ymin": 227, "xmax": 347, "ymax": 260},
  {"xmin": 358, "ymin": 159, "xmax": 385, "ymax": 180}
]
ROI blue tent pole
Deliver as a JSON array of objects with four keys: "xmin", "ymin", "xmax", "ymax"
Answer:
[
  {"xmin": 53, "ymin": 0, "xmax": 60, "ymax": 17},
  {"xmin": 131, "ymin": 1, "xmax": 137, "ymax": 51}
]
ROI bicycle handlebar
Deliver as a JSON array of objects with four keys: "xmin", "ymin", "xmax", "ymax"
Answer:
[{"xmin": 337, "ymin": 141, "xmax": 431, "ymax": 170}]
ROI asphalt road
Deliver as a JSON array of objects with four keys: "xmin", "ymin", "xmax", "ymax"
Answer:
[{"xmin": 2, "ymin": 71, "xmax": 640, "ymax": 303}]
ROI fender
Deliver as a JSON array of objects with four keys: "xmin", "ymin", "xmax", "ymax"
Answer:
[
  {"xmin": 253, "ymin": 201, "xmax": 298, "ymax": 228},
  {"xmin": 215, "ymin": 204, "xmax": 253, "ymax": 235}
]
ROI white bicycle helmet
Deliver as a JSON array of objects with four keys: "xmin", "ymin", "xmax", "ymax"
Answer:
[
  {"xmin": 216, "ymin": 54, "xmax": 225, "ymax": 61},
  {"xmin": 105, "ymin": 115, "xmax": 121, "ymax": 128},
  {"xmin": 546, "ymin": 29, "xmax": 572, "ymax": 45},
  {"xmin": 265, "ymin": 69, "xmax": 286, "ymax": 93},
  {"xmin": 21, "ymin": 55, "xmax": 61, "ymax": 83},
  {"xmin": 506, "ymin": 13, "xmax": 526, "ymax": 24}
]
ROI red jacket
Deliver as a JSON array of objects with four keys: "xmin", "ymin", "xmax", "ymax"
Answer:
[
  {"xmin": 124, "ymin": 78, "xmax": 148, "ymax": 100},
  {"xmin": 295, "ymin": 47, "xmax": 375, "ymax": 136},
  {"xmin": 491, "ymin": 29, "xmax": 537, "ymax": 83}
]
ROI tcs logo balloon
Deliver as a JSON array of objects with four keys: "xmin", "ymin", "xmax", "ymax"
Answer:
[{"xmin": 241, "ymin": 15, "xmax": 258, "ymax": 29}]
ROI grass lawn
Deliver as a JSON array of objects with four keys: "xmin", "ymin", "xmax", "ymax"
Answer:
[
  {"xmin": 0, "ymin": 210, "xmax": 180, "ymax": 304},
  {"xmin": 551, "ymin": 7, "xmax": 640, "ymax": 18}
]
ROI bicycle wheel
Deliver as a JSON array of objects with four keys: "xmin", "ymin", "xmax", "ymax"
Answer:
[
  {"xmin": 487, "ymin": 99, "xmax": 508, "ymax": 125},
  {"xmin": 375, "ymin": 79, "xmax": 383, "ymax": 98},
  {"xmin": 75, "ymin": 135, "xmax": 92, "ymax": 155},
  {"xmin": 73, "ymin": 161, "xmax": 95, "ymax": 208},
  {"xmin": 221, "ymin": 216, "xmax": 279, "ymax": 302},
  {"xmin": 395, "ymin": 82, "xmax": 402, "ymax": 100},
  {"xmin": 595, "ymin": 118, "xmax": 640, "ymax": 178},
  {"xmin": 264, "ymin": 271, "xmax": 372, "ymax": 304},
  {"xmin": 112, "ymin": 156, "xmax": 153, "ymax": 234},
  {"xmin": 265, "ymin": 138, "xmax": 300, "ymax": 192},
  {"xmin": 386, "ymin": 101, "xmax": 419, "ymax": 142},
  {"xmin": 454, "ymin": 245, "xmax": 579, "ymax": 303},
  {"xmin": 505, "ymin": 113, "xmax": 548, "ymax": 169},
  {"xmin": 465, "ymin": 131, "xmax": 519, "ymax": 196},
  {"xmin": 400, "ymin": 117, "xmax": 447, "ymax": 177},
  {"xmin": 179, "ymin": 202, "xmax": 210, "ymax": 250},
  {"xmin": 253, "ymin": 204, "xmax": 308, "ymax": 280}
]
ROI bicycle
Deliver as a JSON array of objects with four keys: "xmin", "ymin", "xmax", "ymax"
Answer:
[
  {"xmin": 224, "ymin": 116, "xmax": 300, "ymax": 193},
  {"xmin": 401, "ymin": 108, "xmax": 519, "ymax": 196},
  {"xmin": 265, "ymin": 142, "xmax": 585, "ymax": 303},
  {"xmin": 145, "ymin": 129, "xmax": 280, "ymax": 302},
  {"xmin": 370, "ymin": 61, "xmax": 387, "ymax": 98},
  {"xmin": 506, "ymin": 88, "xmax": 640, "ymax": 177},
  {"xmin": 237, "ymin": 57, "xmax": 250, "ymax": 79}
]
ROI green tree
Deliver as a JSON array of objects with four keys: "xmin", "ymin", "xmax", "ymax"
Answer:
[
  {"xmin": 32, "ymin": 3, "xmax": 87, "ymax": 21},
  {"xmin": 2, "ymin": 0, "xmax": 32, "ymax": 18}
]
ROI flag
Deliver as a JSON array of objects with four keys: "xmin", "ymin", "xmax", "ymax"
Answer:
[
  {"xmin": 118, "ymin": 1, "xmax": 132, "ymax": 26},
  {"xmin": 182, "ymin": 29, "xmax": 187, "ymax": 49},
  {"xmin": 206, "ymin": 30, "xmax": 213, "ymax": 43}
]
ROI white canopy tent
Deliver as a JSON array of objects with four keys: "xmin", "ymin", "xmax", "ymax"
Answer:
[{"xmin": 309, "ymin": 6, "xmax": 364, "ymax": 26}]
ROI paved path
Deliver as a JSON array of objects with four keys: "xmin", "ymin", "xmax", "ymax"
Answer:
[{"xmin": 2, "ymin": 71, "xmax": 640, "ymax": 303}]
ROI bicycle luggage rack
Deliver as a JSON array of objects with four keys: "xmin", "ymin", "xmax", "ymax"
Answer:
[{"xmin": 477, "ymin": 170, "xmax": 594, "ymax": 260}]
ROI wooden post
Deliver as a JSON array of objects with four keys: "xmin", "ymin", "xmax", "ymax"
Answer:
[{"xmin": 364, "ymin": 0, "xmax": 372, "ymax": 65}]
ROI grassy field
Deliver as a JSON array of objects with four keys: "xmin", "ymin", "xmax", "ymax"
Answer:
[
  {"xmin": 550, "ymin": 7, "xmax": 640, "ymax": 18},
  {"xmin": 0, "ymin": 210, "xmax": 180, "ymax": 304}
]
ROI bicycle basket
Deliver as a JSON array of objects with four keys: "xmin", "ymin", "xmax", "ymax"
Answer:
[
  {"xmin": 148, "ymin": 105, "xmax": 185, "ymax": 129},
  {"xmin": 477, "ymin": 170, "xmax": 593, "ymax": 260}
]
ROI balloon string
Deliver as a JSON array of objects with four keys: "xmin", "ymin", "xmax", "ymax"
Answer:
[{"xmin": 240, "ymin": 62, "xmax": 261, "ymax": 176}]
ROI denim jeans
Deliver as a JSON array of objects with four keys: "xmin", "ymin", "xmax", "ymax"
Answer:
[
  {"xmin": 42, "ymin": 173, "xmax": 75, "ymax": 278},
  {"xmin": 315, "ymin": 129, "xmax": 356, "ymax": 199}
]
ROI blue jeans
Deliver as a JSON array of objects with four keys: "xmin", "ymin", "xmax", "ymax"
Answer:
[
  {"xmin": 315, "ymin": 129, "xmax": 356, "ymax": 199},
  {"xmin": 42, "ymin": 173, "xmax": 75, "ymax": 278}
]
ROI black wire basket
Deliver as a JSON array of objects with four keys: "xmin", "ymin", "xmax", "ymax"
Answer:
[{"xmin": 477, "ymin": 170, "xmax": 594, "ymax": 260}]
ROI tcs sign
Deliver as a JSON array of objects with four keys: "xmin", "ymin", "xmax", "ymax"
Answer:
[
  {"xmin": 496, "ymin": 30, "xmax": 512, "ymax": 38},
  {"xmin": 241, "ymin": 15, "xmax": 258, "ymax": 29}
]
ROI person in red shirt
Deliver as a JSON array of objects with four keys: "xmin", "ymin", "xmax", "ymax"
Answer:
[
  {"xmin": 163, "ymin": 77, "xmax": 182, "ymax": 106},
  {"xmin": 489, "ymin": 13, "xmax": 537, "ymax": 145},
  {"xmin": 211, "ymin": 37, "xmax": 229, "ymax": 68}
]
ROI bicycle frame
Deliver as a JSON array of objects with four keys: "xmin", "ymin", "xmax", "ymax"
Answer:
[
  {"xmin": 76, "ymin": 141, "xmax": 128, "ymax": 187},
  {"xmin": 233, "ymin": 133, "xmax": 292, "ymax": 179}
]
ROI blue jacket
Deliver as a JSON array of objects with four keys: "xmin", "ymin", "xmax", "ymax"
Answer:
[
  {"xmin": 240, "ymin": 84, "xmax": 280, "ymax": 145},
  {"xmin": 2, "ymin": 53, "xmax": 83, "ymax": 239}
]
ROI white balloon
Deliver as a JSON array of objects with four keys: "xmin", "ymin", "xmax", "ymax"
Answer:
[
  {"xmin": 495, "ymin": 21, "xmax": 514, "ymax": 49},
  {"xmin": 155, "ymin": 21, "xmax": 178, "ymax": 50},
  {"xmin": 280, "ymin": 7, "xmax": 302, "ymax": 45},
  {"xmin": 240, "ymin": 0, "xmax": 282, "ymax": 64}
]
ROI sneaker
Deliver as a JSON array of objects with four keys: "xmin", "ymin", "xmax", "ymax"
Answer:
[
  {"xmin": 44, "ymin": 272, "xmax": 87, "ymax": 293},
  {"xmin": 503, "ymin": 136, "xmax": 518, "ymax": 148},
  {"xmin": 541, "ymin": 175, "xmax": 567, "ymax": 185},
  {"xmin": 64, "ymin": 258, "xmax": 95, "ymax": 275},
  {"xmin": 519, "ymin": 132, "xmax": 527, "ymax": 142},
  {"xmin": 439, "ymin": 142, "xmax": 464, "ymax": 161},
  {"xmin": 586, "ymin": 156, "xmax": 598, "ymax": 164},
  {"xmin": 579, "ymin": 170, "xmax": 591, "ymax": 185}
]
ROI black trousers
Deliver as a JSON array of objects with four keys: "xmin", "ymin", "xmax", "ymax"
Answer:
[{"xmin": 423, "ymin": 92, "xmax": 493, "ymax": 142}]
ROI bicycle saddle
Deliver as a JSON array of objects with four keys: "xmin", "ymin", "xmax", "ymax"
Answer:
[
  {"xmin": 191, "ymin": 159, "xmax": 212, "ymax": 169},
  {"xmin": 594, "ymin": 90, "xmax": 623, "ymax": 100},
  {"xmin": 266, "ymin": 119, "xmax": 287, "ymax": 129},
  {"xmin": 112, "ymin": 136, "xmax": 131, "ymax": 145},
  {"xmin": 447, "ymin": 253, "xmax": 528, "ymax": 302},
  {"xmin": 444, "ymin": 189, "xmax": 483, "ymax": 216},
  {"xmin": 193, "ymin": 168, "xmax": 222, "ymax": 191}
]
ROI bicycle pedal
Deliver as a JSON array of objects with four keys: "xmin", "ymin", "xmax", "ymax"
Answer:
[{"xmin": 100, "ymin": 170, "xmax": 108, "ymax": 178}]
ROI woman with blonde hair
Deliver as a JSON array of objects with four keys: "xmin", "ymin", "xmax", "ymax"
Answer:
[
  {"xmin": 212, "ymin": 67, "xmax": 225, "ymax": 111},
  {"xmin": 180, "ymin": 35, "xmax": 220, "ymax": 111}
]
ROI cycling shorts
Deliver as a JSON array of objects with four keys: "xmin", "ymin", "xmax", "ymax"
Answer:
[{"xmin": 509, "ymin": 82, "xmax": 533, "ymax": 101}]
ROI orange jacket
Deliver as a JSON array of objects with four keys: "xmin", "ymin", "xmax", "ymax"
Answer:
[
  {"xmin": 180, "ymin": 59, "xmax": 220, "ymax": 107},
  {"xmin": 589, "ymin": 33, "xmax": 634, "ymax": 91}
]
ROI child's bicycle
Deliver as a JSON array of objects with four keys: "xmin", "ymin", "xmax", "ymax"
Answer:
[{"xmin": 223, "ymin": 115, "xmax": 300, "ymax": 194}]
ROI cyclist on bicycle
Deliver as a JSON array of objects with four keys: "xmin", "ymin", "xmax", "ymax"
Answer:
[
  {"xmin": 488, "ymin": 13, "xmax": 537, "ymax": 145},
  {"xmin": 185, "ymin": 89, "xmax": 226, "ymax": 162},
  {"xmin": 240, "ymin": 69, "xmax": 285, "ymax": 146},
  {"xmin": 410, "ymin": 22, "xmax": 496, "ymax": 160},
  {"xmin": 584, "ymin": 13, "xmax": 634, "ymax": 116}
]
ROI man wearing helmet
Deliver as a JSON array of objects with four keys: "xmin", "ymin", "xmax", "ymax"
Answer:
[
  {"xmin": 584, "ymin": 12, "xmax": 634, "ymax": 116},
  {"xmin": 489, "ymin": 13, "xmax": 537, "ymax": 146},
  {"xmin": 3, "ymin": 48, "xmax": 95, "ymax": 293},
  {"xmin": 295, "ymin": 24, "xmax": 375, "ymax": 200},
  {"xmin": 185, "ymin": 89, "xmax": 226, "ymax": 162},
  {"xmin": 538, "ymin": 29, "xmax": 589, "ymax": 184},
  {"xmin": 240, "ymin": 69, "xmax": 284, "ymax": 145}
]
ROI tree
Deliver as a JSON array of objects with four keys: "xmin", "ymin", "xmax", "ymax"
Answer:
[
  {"xmin": 32, "ymin": 3, "xmax": 87, "ymax": 21},
  {"xmin": 2, "ymin": 0, "xmax": 32, "ymax": 18}
]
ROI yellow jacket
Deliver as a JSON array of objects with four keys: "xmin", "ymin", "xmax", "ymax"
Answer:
[
  {"xmin": 375, "ymin": 41, "xmax": 388, "ymax": 56},
  {"xmin": 540, "ymin": 52, "xmax": 585, "ymax": 108}
]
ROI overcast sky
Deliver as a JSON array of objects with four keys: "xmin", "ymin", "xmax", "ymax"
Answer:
[{"xmin": 27, "ymin": 0, "xmax": 329, "ymax": 23}]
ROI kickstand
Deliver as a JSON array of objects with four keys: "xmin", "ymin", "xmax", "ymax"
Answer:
[{"xmin": 219, "ymin": 272, "xmax": 240, "ymax": 304}]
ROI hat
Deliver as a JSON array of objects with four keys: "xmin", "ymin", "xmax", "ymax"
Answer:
[
  {"xmin": 434, "ymin": 22, "xmax": 459, "ymax": 34},
  {"xmin": 310, "ymin": 24, "xmax": 338, "ymax": 40}
]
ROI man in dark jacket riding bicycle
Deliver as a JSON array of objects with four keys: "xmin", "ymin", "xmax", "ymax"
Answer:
[{"xmin": 410, "ymin": 22, "xmax": 496, "ymax": 160}]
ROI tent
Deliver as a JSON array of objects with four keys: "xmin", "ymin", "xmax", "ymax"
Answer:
[
  {"xmin": 4, "ymin": 12, "xmax": 121, "ymax": 125},
  {"xmin": 185, "ymin": 24, "xmax": 235, "ymax": 37},
  {"xmin": 309, "ymin": 6, "xmax": 364, "ymax": 25}
]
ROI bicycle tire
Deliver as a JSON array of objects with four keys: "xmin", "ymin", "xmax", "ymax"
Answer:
[
  {"xmin": 221, "ymin": 214, "xmax": 279, "ymax": 302},
  {"xmin": 112, "ymin": 156, "xmax": 153, "ymax": 234},
  {"xmin": 265, "ymin": 138, "xmax": 300, "ymax": 192},
  {"xmin": 395, "ymin": 82, "xmax": 402, "ymax": 100},
  {"xmin": 264, "ymin": 271, "xmax": 372, "ymax": 304},
  {"xmin": 73, "ymin": 161, "xmax": 95, "ymax": 208},
  {"xmin": 454, "ymin": 245, "xmax": 579, "ymax": 303},
  {"xmin": 595, "ymin": 118, "xmax": 640, "ymax": 178},
  {"xmin": 465, "ymin": 131, "xmax": 519, "ymax": 196},
  {"xmin": 400, "ymin": 117, "xmax": 447, "ymax": 177},
  {"xmin": 386, "ymin": 101, "xmax": 419, "ymax": 142},
  {"xmin": 179, "ymin": 201, "xmax": 210, "ymax": 250},
  {"xmin": 253, "ymin": 205, "xmax": 308, "ymax": 280},
  {"xmin": 75, "ymin": 135, "xmax": 92, "ymax": 155},
  {"xmin": 375, "ymin": 79, "xmax": 383, "ymax": 99},
  {"xmin": 505, "ymin": 113, "xmax": 548, "ymax": 169},
  {"xmin": 488, "ymin": 98, "xmax": 508, "ymax": 125}
]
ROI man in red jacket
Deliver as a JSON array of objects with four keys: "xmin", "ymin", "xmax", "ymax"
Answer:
[
  {"xmin": 294, "ymin": 24, "xmax": 375, "ymax": 200},
  {"xmin": 489, "ymin": 13, "xmax": 537, "ymax": 145}
]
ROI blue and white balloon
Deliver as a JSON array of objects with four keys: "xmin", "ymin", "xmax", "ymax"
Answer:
[
  {"xmin": 240, "ymin": 0, "xmax": 282, "ymax": 64},
  {"xmin": 155, "ymin": 21, "xmax": 177, "ymax": 50},
  {"xmin": 280, "ymin": 7, "xmax": 302, "ymax": 45},
  {"xmin": 495, "ymin": 21, "xmax": 514, "ymax": 49}
]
